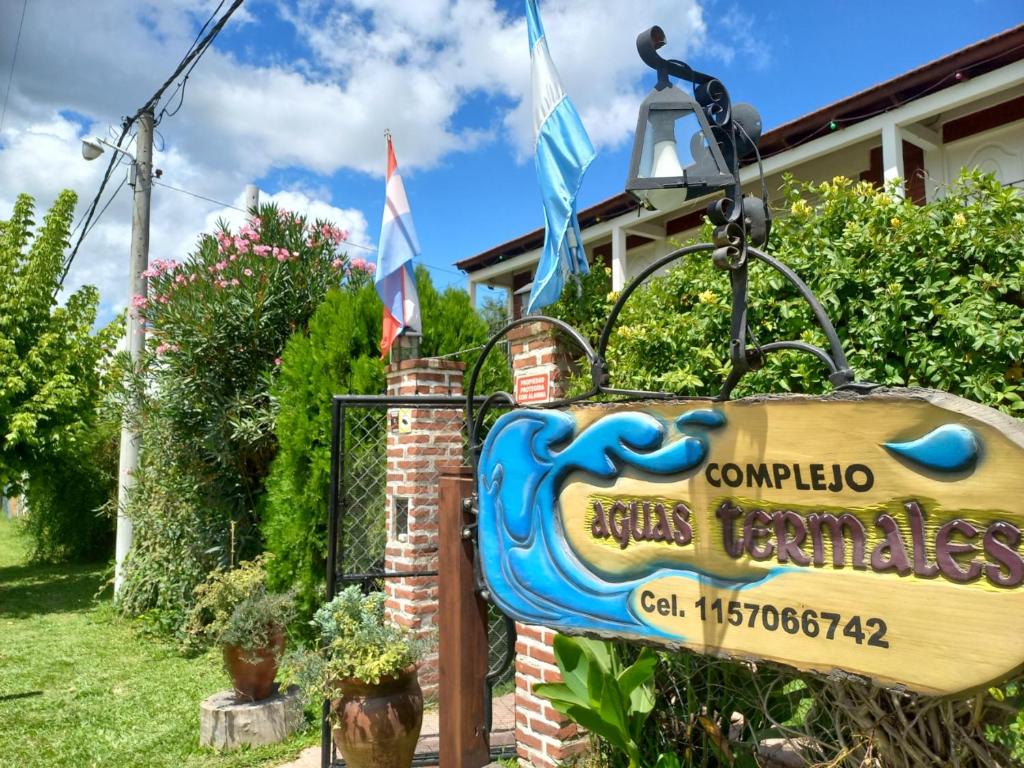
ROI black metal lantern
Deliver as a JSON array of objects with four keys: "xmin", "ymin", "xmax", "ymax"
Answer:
[
  {"xmin": 625, "ymin": 26, "xmax": 764, "ymax": 215},
  {"xmin": 626, "ymin": 83, "xmax": 734, "ymax": 210}
]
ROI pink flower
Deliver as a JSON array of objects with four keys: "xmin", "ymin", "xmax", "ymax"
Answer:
[
  {"xmin": 155, "ymin": 342, "xmax": 171, "ymax": 355},
  {"xmin": 253, "ymin": 244, "xmax": 271, "ymax": 256},
  {"xmin": 157, "ymin": 295, "xmax": 170, "ymax": 304},
  {"xmin": 175, "ymin": 274, "xmax": 186, "ymax": 284},
  {"xmin": 243, "ymin": 268, "xmax": 254, "ymax": 277},
  {"xmin": 274, "ymin": 357, "xmax": 282, "ymax": 366},
  {"xmin": 365, "ymin": 262, "xmax": 376, "ymax": 274},
  {"xmin": 230, "ymin": 278, "xmax": 240, "ymax": 286},
  {"xmin": 131, "ymin": 295, "xmax": 148, "ymax": 309},
  {"xmin": 189, "ymin": 274, "xmax": 198, "ymax": 283},
  {"xmin": 350, "ymin": 257, "xmax": 367, "ymax": 271},
  {"xmin": 331, "ymin": 258, "xmax": 344, "ymax": 269},
  {"xmin": 216, "ymin": 261, "xmax": 228, "ymax": 271}
]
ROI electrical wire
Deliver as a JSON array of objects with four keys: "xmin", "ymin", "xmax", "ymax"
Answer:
[
  {"xmin": 0, "ymin": 0, "xmax": 28, "ymax": 134},
  {"xmin": 153, "ymin": 179, "xmax": 246, "ymax": 212},
  {"xmin": 60, "ymin": 0, "xmax": 245, "ymax": 287},
  {"xmin": 82, "ymin": 172, "xmax": 130, "ymax": 242}
]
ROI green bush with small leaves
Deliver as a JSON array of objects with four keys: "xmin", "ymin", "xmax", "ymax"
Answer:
[
  {"xmin": 559, "ymin": 171, "xmax": 1024, "ymax": 411},
  {"xmin": 187, "ymin": 556, "xmax": 295, "ymax": 654},
  {"xmin": 283, "ymin": 586, "xmax": 423, "ymax": 707}
]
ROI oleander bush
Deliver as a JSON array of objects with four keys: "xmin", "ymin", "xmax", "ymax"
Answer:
[{"xmin": 117, "ymin": 204, "xmax": 353, "ymax": 635}]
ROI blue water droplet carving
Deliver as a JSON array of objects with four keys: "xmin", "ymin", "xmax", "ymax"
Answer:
[{"xmin": 884, "ymin": 424, "xmax": 979, "ymax": 472}]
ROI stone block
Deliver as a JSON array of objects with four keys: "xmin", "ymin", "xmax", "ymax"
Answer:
[{"xmin": 199, "ymin": 685, "xmax": 304, "ymax": 751}]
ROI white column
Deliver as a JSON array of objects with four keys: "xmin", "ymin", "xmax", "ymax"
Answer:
[
  {"xmin": 468, "ymin": 279, "xmax": 477, "ymax": 308},
  {"xmin": 881, "ymin": 122, "xmax": 905, "ymax": 198},
  {"xmin": 611, "ymin": 225, "xmax": 627, "ymax": 291}
]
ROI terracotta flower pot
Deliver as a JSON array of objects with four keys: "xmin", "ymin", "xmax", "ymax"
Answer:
[
  {"xmin": 331, "ymin": 665, "xmax": 423, "ymax": 768},
  {"xmin": 223, "ymin": 627, "xmax": 285, "ymax": 702}
]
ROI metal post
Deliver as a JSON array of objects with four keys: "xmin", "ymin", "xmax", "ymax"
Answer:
[
  {"xmin": 244, "ymin": 184, "xmax": 259, "ymax": 214},
  {"xmin": 114, "ymin": 108, "xmax": 154, "ymax": 597}
]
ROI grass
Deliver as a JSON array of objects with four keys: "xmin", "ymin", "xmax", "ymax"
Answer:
[{"xmin": 0, "ymin": 515, "xmax": 318, "ymax": 768}]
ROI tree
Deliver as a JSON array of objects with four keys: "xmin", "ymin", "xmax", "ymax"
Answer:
[
  {"xmin": 263, "ymin": 266, "xmax": 509, "ymax": 621},
  {"xmin": 0, "ymin": 191, "xmax": 118, "ymax": 488}
]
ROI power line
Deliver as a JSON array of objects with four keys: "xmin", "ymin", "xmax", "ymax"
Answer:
[
  {"xmin": 60, "ymin": 0, "xmax": 245, "ymax": 286},
  {"xmin": 0, "ymin": 0, "xmax": 28, "ymax": 133},
  {"xmin": 154, "ymin": 179, "xmax": 246, "ymax": 212},
  {"xmin": 81, "ymin": 172, "xmax": 130, "ymax": 242}
]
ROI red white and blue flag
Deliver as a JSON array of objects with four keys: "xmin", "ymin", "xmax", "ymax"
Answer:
[{"xmin": 375, "ymin": 133, "xmax": 421, "ymax": 358}]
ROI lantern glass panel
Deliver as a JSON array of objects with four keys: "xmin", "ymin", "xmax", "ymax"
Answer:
[{"xmin": 637, "ymin": 106, "xmax": 717, "ymax": 181}]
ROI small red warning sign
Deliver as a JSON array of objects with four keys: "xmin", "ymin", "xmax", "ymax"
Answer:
[{"xmin": 515, "ymin": 372, "xmax": 551, "ymax": 405}]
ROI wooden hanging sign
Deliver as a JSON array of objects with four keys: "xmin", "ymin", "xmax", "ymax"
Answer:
[{"xmin": 476, "ymin": 388, "xmax": 1024, "ymax": 696}]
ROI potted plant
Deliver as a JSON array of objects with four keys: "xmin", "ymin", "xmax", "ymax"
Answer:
[
  {"xmin": 188, "ymin": 557, "xmax": 296, "ymax": 701},
  {"xmin": 286, "ymin": 586, "xmax": 425, "ymax": 768}
]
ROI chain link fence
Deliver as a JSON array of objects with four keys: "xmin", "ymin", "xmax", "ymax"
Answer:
[{"xmin": 328, "ymin": 397, "xmax": 515, "ymax": 766}]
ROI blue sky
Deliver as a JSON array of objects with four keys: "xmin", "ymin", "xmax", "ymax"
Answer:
[
  {"xmin": 227, "ymin": 1, "xmax": 1022, "ymax": 296},
  {"xmin": 0, "ymin": 0, "xmax": 1020, "ymax": 318}
]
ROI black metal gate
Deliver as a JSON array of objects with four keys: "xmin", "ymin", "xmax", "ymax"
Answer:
[{"xmin": 322, "ymin": 394, "xmax": 516, "ymax": 768}]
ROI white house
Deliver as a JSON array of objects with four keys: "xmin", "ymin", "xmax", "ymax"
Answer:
[{"xmin": 456, "ymin": 24, "xmax": 1024, "ymax": 317}]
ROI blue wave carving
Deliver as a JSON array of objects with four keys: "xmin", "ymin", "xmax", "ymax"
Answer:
[
  {"xmin": 676, "ymin": 409, "xmax": 726, "ymax": 428},
  {"xmin": 884, "ymin": 424, "xmax": 979, "ymax": 472},
  {"xmin": 478, "ymin": 408, "xmax": 731, "ymax": 636}
]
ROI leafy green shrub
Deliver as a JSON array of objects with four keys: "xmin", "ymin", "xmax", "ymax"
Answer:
[
  {"xmin": 558, "ymin": 172, "xmax": 1024, "ymax": 410},
  {"xmin": 187, "ymin": 556, "xmax": 295, "ymax": 654},
  {"xmin": 118, "ymin": 205, "xmax": 352, "ymax": 633},
  {"xmin": 21, "ymin": 417, "xmax": 118, "ymax": 562},
  {"xmin": 262, "ymin": 271, "xmax": 384, "ymax": 622},
  {"xmin": 535, "ymin": 635, "xmax": 659, "ymax": 768},
  {"xmin": 0, "ymin": 191, "xmax": 117, "ymax": 482},
  {"xmin": 537, "ymin": 636, "xmax": 804, "ymax": 768},
  {"xmin": 0, "ymin": 190, "xmax": 121, "ymax": 560},
  {"xmin": 284, "ymin": 586, "xmax": 423, "ymax": 703},
  {"xmin": 263, "ymin": 266, "xmax": 508, "ymax": 624}
]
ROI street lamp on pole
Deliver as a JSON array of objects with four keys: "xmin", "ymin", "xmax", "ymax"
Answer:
[{"xmin": 81, "ymin": 110, "xmax": 155, "ymax": 596}]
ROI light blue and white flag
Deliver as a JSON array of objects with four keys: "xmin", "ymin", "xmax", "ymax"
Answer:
[{"xmin": 525, "ymin": 0, "xmax": 595, "ymax": 314}]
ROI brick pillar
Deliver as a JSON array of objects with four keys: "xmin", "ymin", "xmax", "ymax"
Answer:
[
  {"xmin": 508, "ymin": 322, "xmax": 587, "ymax": 768},
  {"xmin": 384, "ymin": 357, "xmax": 464, "ymax": 699}
]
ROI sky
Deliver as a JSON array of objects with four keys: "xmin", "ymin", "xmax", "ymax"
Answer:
[{"xmin": 0, "ymin": 0, "xmax": 1020, "ymax": 323}]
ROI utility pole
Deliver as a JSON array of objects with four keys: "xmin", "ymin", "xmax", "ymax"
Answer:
[
  {"xmin": 114, "ymin": 108, "xmax": 154, "ymax": 597},
  {"xmin": 244, "ymin": 184, "xmax": 259, "ymax": 214}
]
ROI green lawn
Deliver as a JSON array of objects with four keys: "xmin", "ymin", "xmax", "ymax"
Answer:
[{"xmin": 0, "ymin": 516, "xmax": 317, "ymax": 768}]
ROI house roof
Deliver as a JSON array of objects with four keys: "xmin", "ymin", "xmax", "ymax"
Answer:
[{"xmin": 455, "ymin": 22, "xmax": 1024, "ymax": 274}]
